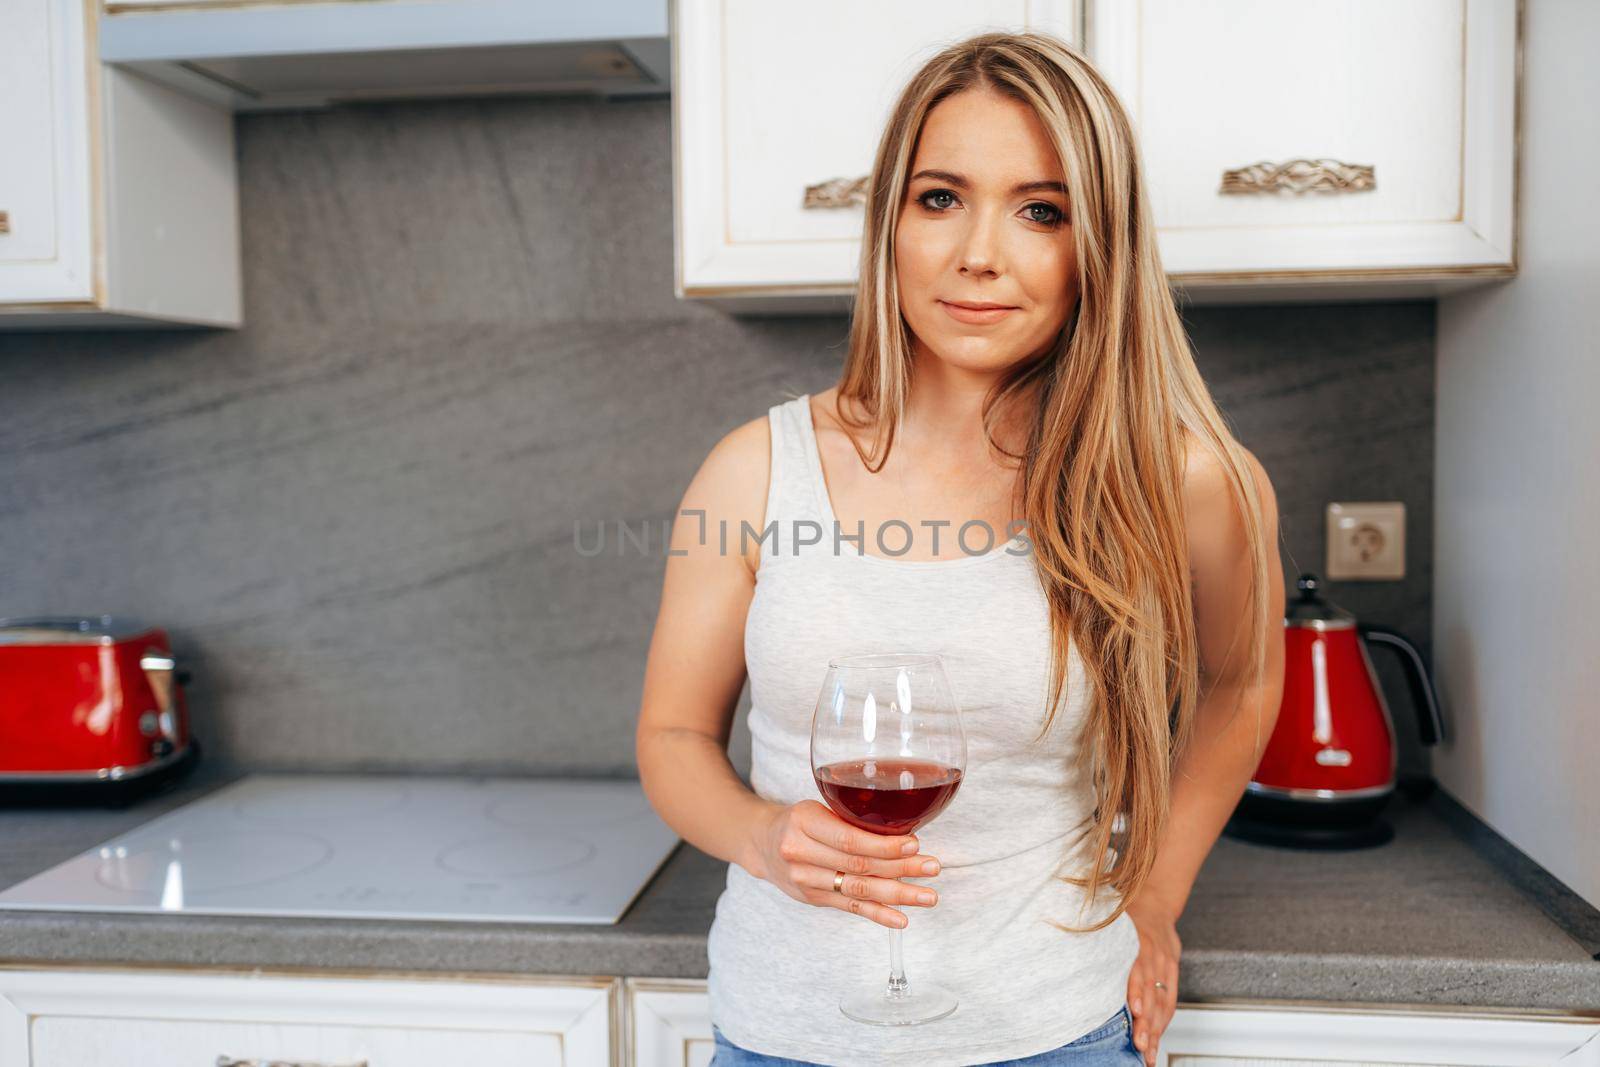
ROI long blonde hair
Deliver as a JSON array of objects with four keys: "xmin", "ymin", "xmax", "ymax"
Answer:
[{"xmin": 830, "ymin": 31, "xmax": 1276, "ymax": 932}]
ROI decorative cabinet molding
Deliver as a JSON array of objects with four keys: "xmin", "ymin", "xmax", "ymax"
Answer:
[
  {"xmin": 1089, "ymin": 0, "xmax": 1520, "ymax": 304},
  {"xmin": 0, "ymin": 966, "xmax": 619, "ymax": 1066},
  {"xmin": 673, "ymin": 0, "xmax": 1083, "ymax": 315},
  {"xmin": 673, "ymin": 0, "xmax": 1519, "ymax": 312},
  {"xmin": 0, "ymin": 0, "xmax": 240, "ymax": 329}
]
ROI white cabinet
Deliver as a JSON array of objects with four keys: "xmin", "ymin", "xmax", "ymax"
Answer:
[
  {"xmin": 9, "ymin": 967, "xmax": 1594, "ymax": 1066},
  {"xmin": 627, "ymin": 979, "xmax": 715, "ymax": 1067},
  {"xmin": 673, "ymin": 0, "xmax": 1518, "ymax": 312},
  {"xmin": 625, "ymin": 979, "xmax": 1600, "ymax": 1067},
  {"xmin": 1088, "ymin": 0, "xmax": 1518, "ymax": 305},
  {"xmin": 673, "ymin": 0, "xmax": 1082, "ymax": 314},
  {"xmin": 0, "ymin": 0, "xmax": 240, "ymax": 328},
  {"xmin": 1, "ymin": 0, "xmax": 95, "ymax": 306},
  {"xmin": 1162, "ymin": 1003, "xmax": 1600, "ymax": 1065},
  {"xmin": 0, "ymin": 967, "xmax": 618, "ymax": 1066}
]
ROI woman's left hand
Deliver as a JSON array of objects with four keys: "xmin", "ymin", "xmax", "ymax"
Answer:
[{"xmin": 1124, "ymin": 895, "xmax": 1181, "ymax": 1066}]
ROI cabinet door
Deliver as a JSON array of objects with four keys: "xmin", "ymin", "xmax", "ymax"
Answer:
[
  {"xmin": 0, "ymin": 0, "xmax": 95, "ymax": 304},
  {"xmin": 0, "ymin": 968, "xmax": 618, "ymax": 1067},
  {"xmin": 1161, "ymin": 1003, "xmax": 1600, "ymax": 1065},
  {"xmin": 675, "ymin": 0, "xmax": 1081, "ymax": 307},
  {"xmin": 628, "ymin": 979, "xmax": 714, "ymax": 1067},
  {"xmin": 1089, "ymin": 0, "xmax": 1517, "ymax": 285}
]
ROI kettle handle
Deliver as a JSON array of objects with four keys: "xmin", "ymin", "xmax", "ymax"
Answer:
[{"xmin": 1357, "ymin": 623, "xmax": 1445, "ymax": 746}]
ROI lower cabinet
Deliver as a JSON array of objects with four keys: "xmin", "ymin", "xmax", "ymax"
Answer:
[
  {"xmin": 0, "ymin": 967, "xmax": 619, "ymax": 1067},
  {"xmin": 625, "ymin": 983, "xmax": 1600, "ymax": 1067},
  {"xmin": 2, "ymin": 968, "xmax": 1596, "ymax": 1066},
  {"xmin": 1159, "ymin": 1003, "xmax": 1600, "ymax": 1066},
  {"xmin": 627, "ymin": 978, "xmax": 716, "ymax": 1067}
]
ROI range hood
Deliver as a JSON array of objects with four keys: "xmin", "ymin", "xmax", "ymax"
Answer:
[{"xmin": 99, "ymin": 0, "xmax": 669, "ymax": 111}]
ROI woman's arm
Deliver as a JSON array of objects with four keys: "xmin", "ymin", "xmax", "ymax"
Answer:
[
  {"xmin": 635, "ymin": 417, "xmax": 939, "ymax": 930},
  {"xmin": 1125, "ymin": 443, "xmax": 1287, "ymax": 1064},
  {"xmin": 635, "ymin": 416, "xmax": 778, "ymax": 876}
]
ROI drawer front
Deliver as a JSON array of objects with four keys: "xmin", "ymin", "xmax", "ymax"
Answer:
[
  {"xmin": 33, "ymin": 1016, "xmax": 562, "ymax": 1067},
  {"xmin": 0, "ymin": 968, "xmax": 617, "ymax": 1067}
]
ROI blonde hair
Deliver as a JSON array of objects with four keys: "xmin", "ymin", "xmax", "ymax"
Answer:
[{"xmin": 829, "ymin": 31, "xmax": 1276, "ymax": 932}]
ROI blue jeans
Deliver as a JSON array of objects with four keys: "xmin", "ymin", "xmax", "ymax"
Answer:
[{"xmin": 709, "ymin": 1005, "xmax": 1142, "ymax": 1066}]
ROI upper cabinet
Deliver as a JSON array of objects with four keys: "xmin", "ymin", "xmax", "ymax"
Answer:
[
  {"xmin": 0, "ymin": 0, "xmax": 240, "ymax": 329},
  {"xmin": 673, "ymin": 0, "xmax": 1083, "ymax": 314},
  {"xmin": 2, "ymin": 0, "xmax": 672, "ymax": 330},
  {"xmin": 673, "ymin": 0, "xmax": 1519, "ymax": 312},
  {"xmin": 1089, "ymin": 0, "xmax": 1519, "ymax": 304}
]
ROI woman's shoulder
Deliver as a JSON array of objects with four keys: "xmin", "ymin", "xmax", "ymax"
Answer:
[{"xmin": 676, "ymin": 405, "xmax": 781, "ymax": 579}]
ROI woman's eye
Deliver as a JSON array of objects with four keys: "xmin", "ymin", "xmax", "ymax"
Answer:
[
  {"xmin": 1024, "ymin": 202, "xmax": 1064, "ymax": 225},
  {"xmin": 917, "ymin": 189, "xmax": 957, "ymax": 211}
]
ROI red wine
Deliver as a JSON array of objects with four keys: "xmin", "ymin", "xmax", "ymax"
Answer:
[{"xmin": 813, "ymin": 758, "xmax": 963, "ymax": 835}]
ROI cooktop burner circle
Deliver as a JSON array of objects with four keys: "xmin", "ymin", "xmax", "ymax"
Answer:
[
  {"xmin": 94, "ymin": 830, "xmax": 335, "ymax": 895},
  {"xmin": 435, "ymin": 832, "xmax": 597, "ymax": 878}
]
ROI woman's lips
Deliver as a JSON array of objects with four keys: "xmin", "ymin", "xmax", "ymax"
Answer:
[{"xmin": 939, "ymin": 301, "xmax": 1018, "ymax": 325}]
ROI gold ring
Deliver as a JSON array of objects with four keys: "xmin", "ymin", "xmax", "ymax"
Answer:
[
  {"xmin": 1153, "ymin": 981, "xmax": 1168, "ymax": 991},
  {"xmin": 833, "ymin": 870, "xmax": 846, "ymax": 893}
]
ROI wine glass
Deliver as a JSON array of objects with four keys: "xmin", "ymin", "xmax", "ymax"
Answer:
[{"xmin": 810, "ymin": 652, "xmax": 967, "ymax": 1026}]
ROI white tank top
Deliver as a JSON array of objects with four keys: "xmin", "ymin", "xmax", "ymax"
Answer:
[{"xmin": 706, "ymin": 394, "xmax": 1140, "ymax": 1066}]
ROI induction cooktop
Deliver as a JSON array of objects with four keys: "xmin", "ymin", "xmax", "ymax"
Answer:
[{"xmin": 0, "ymin": 773, "xmax": 681, "ymax": 925}]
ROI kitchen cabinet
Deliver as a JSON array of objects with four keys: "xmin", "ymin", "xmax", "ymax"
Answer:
[
  {"xmin": 4, "ymin": 966, "xmax": 1599, "ymax": 1066},
  {"xmin": 1161, "ymin": 1003, "xmax": 1600, "ymax": 1065},
  {"xmin": 629, "ymin": 979, "xmax": 1600, "ymax": 1067},
  {"xmin": 0, "ymin": 0, "xmax": 239, "ymax": 329},
  {"xmin": 1088, "ymin": 0, "xmax": 1519, "ymax": 305},
  {"xmin": 627, "ymin": 978, "xmax": 715, "ymax": 1067},
  {"xmin": 0, "ymin": 967, "xmax": 618, "ymax": 1066},
  {"xmin": 673, "ymin": 0, "xmax": 1083, "ymax": 315},
  {"xmin": 673, "ymin": 0, "xmax": 1518, "ymax": 313}
]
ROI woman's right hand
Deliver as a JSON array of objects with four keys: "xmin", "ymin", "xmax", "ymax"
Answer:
[{"xmin": 749, "ymin": 799, "xmax": 942, "ymax": 929}]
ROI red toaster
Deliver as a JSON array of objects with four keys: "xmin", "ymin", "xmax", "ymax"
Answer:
[{"xmin": 0, "ymin": 615, "xmax": 201, "ymax": 804}]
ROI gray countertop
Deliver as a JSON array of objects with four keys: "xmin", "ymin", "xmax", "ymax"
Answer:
[{"xmin": 2, "ymin": 763, "xmax": 1597, "ymax": 1013}]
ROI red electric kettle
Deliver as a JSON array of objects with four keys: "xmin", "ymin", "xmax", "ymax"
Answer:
[{"xmin": 1224, "ymin": 573, "xmax": 1444, "ymax": 849}]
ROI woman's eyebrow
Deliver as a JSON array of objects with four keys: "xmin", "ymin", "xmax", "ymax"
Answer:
[{"xmin": 909, "ymin": 168, "xmax": 1067, "ymax": 196}]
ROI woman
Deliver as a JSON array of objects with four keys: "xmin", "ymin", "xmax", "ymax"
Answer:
[{"xmin": 637, "ymin": 30, "xmax": 1285, "ymax": 1067}]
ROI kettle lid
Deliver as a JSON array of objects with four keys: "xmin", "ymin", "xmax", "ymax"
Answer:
[{"xmin": 1286, "ymin": 573, "xmax": 1356, "ymax": 629}]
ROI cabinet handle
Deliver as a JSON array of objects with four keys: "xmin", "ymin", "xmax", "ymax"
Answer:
[
  {"xmin": 215, "ymin": 1058, "xmax": 369, "ymax": 1067},
  {"xmin": 1219, "ymin": 158, "xmax": 1375, "ymax": 195},
  {"xmin": 0, "ymin": 210, "xmax": 10, "ymax": 233},
  {"xmin": 803, "ymin": 175, "xmax": 870, "ymax": 209}
]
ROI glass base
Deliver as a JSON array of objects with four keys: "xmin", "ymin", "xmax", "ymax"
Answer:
[{"xmin": 838, "ymin": 979, "xmax": 958, "ymax": 1026}]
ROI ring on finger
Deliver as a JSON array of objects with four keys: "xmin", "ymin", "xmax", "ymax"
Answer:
[
  {"xmin": 1153, "ymin": 980, "xmax": 1168, "ymax": 991},
  {"xmin": 832, "ymin": 870, "xmax": 846, "ymax": 894}
]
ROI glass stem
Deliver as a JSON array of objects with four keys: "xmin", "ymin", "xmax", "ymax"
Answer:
[{"xmin": 886, "ymin": 922, "xmax": 909, "ymax": 998}]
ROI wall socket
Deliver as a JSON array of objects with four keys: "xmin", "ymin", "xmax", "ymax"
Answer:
[{"xmin": 1326, "ymin": 502, "xmax": 1406, "ymax": 580}]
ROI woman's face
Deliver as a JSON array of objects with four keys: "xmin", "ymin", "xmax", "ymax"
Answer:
[{"xmin": 894, "ymin": 88, "xmax": 1078, "ymax": 374}]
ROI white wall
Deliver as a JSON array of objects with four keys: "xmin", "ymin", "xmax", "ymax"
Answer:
[{"xmin": 1434, "ymin": 0, "xmax": 1600, "ymax": 908}]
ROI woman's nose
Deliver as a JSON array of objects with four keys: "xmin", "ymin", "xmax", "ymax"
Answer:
[{"xmin": 957, "ymin": 213, "xmax": 1002, "ymax": 277}]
